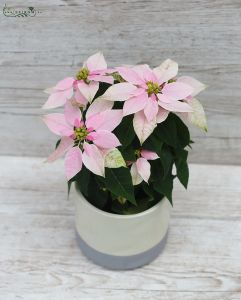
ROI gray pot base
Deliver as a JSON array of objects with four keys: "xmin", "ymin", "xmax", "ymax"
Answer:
[{"xmin": 76, "ymin": 230, "xmax": 168, "ymax": 270}]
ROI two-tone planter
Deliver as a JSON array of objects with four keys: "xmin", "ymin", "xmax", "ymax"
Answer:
[{"xmin": 74, "ymin": 187, "xmax": 171, "ymax": 270}]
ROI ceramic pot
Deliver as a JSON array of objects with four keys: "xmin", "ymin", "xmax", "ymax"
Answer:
[{"xmin": 74, "ymin": 187, "xmax": 171, "ymax": 270}]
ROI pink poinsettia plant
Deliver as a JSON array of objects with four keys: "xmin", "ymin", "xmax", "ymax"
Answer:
[{"xmin": 42, "ymin": 52, "xmax": 207, "ymax": 214}]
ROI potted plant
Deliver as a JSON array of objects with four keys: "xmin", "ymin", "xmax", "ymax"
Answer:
[{"xmin": 42, "ymin": 52, "xmax": 207, "ymax": 270}]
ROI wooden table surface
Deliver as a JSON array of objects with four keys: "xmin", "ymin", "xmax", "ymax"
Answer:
[{"xmin": 0, "ymin": 156, "xmax": 241, "ymax": 300}]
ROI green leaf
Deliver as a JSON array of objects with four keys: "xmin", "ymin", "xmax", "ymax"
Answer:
[
  {"xmin": 153, "ymin": 174, "xmax": 174, "ymax": 205},
  {"xmin": 114, "ymin": 115, "xmax": 135, "ymax": 147},
  {"xmin": 110, "ymin": 201, "xmax": 127, "ymax": 214},
  {"xmin": 94, "ymin": 82, "xmax": 111, "ymax": 99},
  {"xmin": 142, "ymin": 182, "xmax": 165, "ymax": 203},
  {"xmin": 153, "ymin": 113, "xmax": 191, "ymax": 149},
  {"xmin": 176, "ymin": 160, "xmax": 189, "ymax": 189},
  {"xmin": 142, "ymin": 183, "xmax": 154, "ymax": 200},
  {"xmin": 149, "ymin": 159, "xmax": 163, "ymax": 182},
  {"xmin": 75, "ymin": 170, "xmax": 109, "ymax": 210},
  {"xmin": 55, "ymin": 139, "xmax": 61, "ymax": 149},
  {"xmin": 75, "ymin": 166, "xmax": 91, "ymax": 196},
  {"xmin": 105, "ymin": 167, "xmax": 136, "ymax": 205},
  {"xmin": 66, "ymin": 180, "xmax": 72, "ymax": 200},
  {"xmin": 155, "ymin": 114, "xmax": 177, "ymax": 147},
  {"xmin": 142, "ymin": 133, "xmax": 163, "ymax": 155},
  {"xmin": 174, "ymin": 148, "xmax": 188, "ymax": 161},
  {"xmin": 87, "ymin": 176, "xmax": 109, "ymax": 210},
  {"xmin": 122, "ymin": 198, "xmax": 151, "ymax": 214},
  {"xmin": 159, "ymin": 145, "xmax": 173, "ymax": 178},
  {"xmin": 120, "ymin": 144, "xmax": 136, "ymax": 161},
  {"xmin": 174, "ymin": 114, "xmax": 191, "ymax": 148},
  {"xmin": 174, "ymin": 149, "xmax": 189, "ymax": 188}
]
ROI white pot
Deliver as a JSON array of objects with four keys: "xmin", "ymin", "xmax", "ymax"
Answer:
[{"xmin": 74, "ymin": 187, "xmax": 171, "ymax": 270}]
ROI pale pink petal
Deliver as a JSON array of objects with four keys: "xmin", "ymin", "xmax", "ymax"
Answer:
[
  {"xmin": 42, "ymin": 90, "xmax": 69, "ymax": 109},
  {"xmin": 123, "ymin": 91, "xmax": 148, "ymax": 116},
  {"xmin": 185, "ymin": 95, "xmax": 193, "ymax": 103},
  {"xmin": 136, "ymin": 157, "xmax": 151, "ymax": 183},
  {"xmin": 74, "ymin": 119, "xmax": 81, "ymax": 128},
  {"xmin": 162, "ymin": 82, "xmax": 193, "ymax": 101},
  {"xmin": 132, "ymin": 64, "xmax": 158, "ymax": 82},
  {"xmin": 178, "ymin": 76, "xmax": 206, "ymax": 97},
  {"xmin": 44, "ymin": 86, "xmax": 56, "ymax": 94},
  {"xmin": 98, "ymin": 82, "xmax": 137, "ymax": 101},
  {"xmin": 117, "ymin": 67, "xmax": 144, "ymax": 85},
  {"xmin": 46, "ymin": 137, "xmax": 74, "ymax": 163},
  {"xmin": 91, "ymin": 130, "xmax": 121, "ymax": 149},
  {"xmin": 144, "ymin": 97, "xmax": 159, "ymax": 122},
  {"xmin": 156, "ymin": 93, "xmax": 172, "ymax": 103},
  {"xmin": 86, "ymin": 98, "xmax": 114, "ymax": 119},
  {"xmin": 42, "ymin": 113, "xmax": 73, "ymax": 136},
  {"xmin": 153, "ymin": 59, "xmax": 178, "ymax": 83},
  {"xmin": 133, "ymin": 111, "xmax": 157, "ymax": 144},
  {"xmin": 85, "ymin": 52, "xmax": 107, "ymax": 72},
  {"xmin": 64, "ymin": 147, "xmax": 83, "ymax": 180},
  {"xmin": 158, "ymin": 100, "xmax": 193, "ymax": 112},
  {"xmin": 156, "ymin": 107, "xmax": 169, "ymax": 123},
  {"xmin": 88, "ymin": 74, "xmax": 113, "ymax": 84},
  {"xmin": 130, "ymin": 163, "xmax": 143, "ymax": 185},
  {"xmin": 131, "ymin": 87, "xmax": 146, "ymax": 97},
  {"xmin": 65, "ymin": 88, "xmax": 74, "ymax": 99},
  {"xmin": 64, "ymin": 101, "xmax": 82, "ymax": 126},
  {"xmin": 77, "ymin": 81, "xmax": 99, "ymax": 102},
  {"xmin": 55, "ymin": 77, "xmax": 75, "ymax": 91},
  {"xmin": 82, "ymin": 143, "xmax": 105, "ymax": 177},
  {"xmin": 141, "ymin": 150, "xmax": 159, "ymax": 160},
  {"xmin": 176, "ymin": 112, "xmax": 188, "ymax": 122},
  {"xmin": 86, "ymin": 109, "xmax": 123, "ymax": 131},
  {"xmin": 74, "ymin": 88, "xmax": 88, "ymax": 106}
]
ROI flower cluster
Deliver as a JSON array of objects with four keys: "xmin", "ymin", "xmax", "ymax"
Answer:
[{"xmin": 42, "ymin": 52, "xmax": 206, "ymax": 213}]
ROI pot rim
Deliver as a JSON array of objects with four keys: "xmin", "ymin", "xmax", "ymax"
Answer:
[{"xmin": 75, "ymin": 184, "xmax": 167, "ymax": 219}]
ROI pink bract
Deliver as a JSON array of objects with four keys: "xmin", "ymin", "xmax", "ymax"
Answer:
[
  {"xmin": 130, "ymin": 149, "xmax": 159, "ymax": 185},
  {"xmin": 42, "ymin": 52, "xmax": 113, "ymax": 110},
  {"xmin": 116, "ymin": 63, "xmax": 194, "ymax": 122},
  {"xmin": 42, "ymin": 101, "xmax": 122, "ymax": 180},
  {"xmin": 98, "ymin": 59, "xmax": 205, "ymax": 143}
]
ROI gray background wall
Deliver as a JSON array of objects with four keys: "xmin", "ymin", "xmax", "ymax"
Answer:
[{"xmin": 1, "ymin": 0, "xmax": 241, "ymax": 164}]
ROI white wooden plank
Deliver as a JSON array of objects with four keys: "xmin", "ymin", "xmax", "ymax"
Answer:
[
  {"xmin": 0, "ymin": 156, "xmax": 66, "ymax": 191},
  {"xmin": 3, "ymin": 291, "xmax": 241, "ymax": 300}
]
